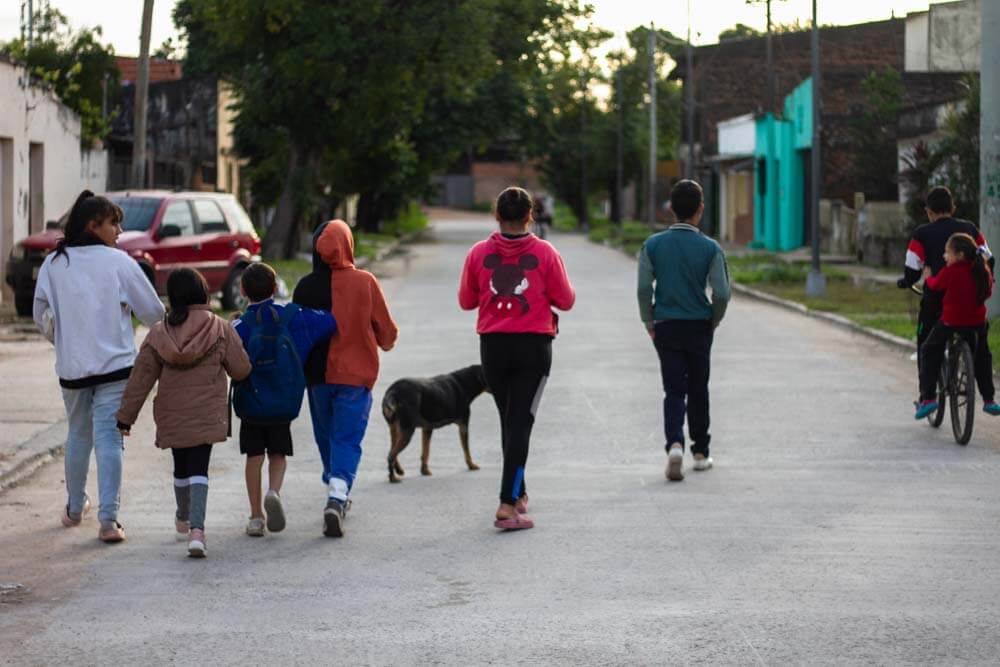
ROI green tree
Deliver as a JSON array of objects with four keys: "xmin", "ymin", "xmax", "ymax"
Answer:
[
  {"xmin": 1, "ymin": 7, "xmax": 119, "ymax": 146},
  {"xmin": 719, "ymin": 23, "xmax": 763, "ymax": 41},
  {"xmin": 176, "ymin": 0, "xmax": 588, "ymax": 258},
  {"xmin": 848, "ymin": 67, "xmax": 904, "ymax": 201}
]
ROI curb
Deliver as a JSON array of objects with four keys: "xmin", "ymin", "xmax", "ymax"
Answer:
[
  {"xmin": 731, "ymin": 283, "xmax": 917, "ymax": 352},
  {"xmin": 0, "ymin": 420, "xmax": 67, "ymax": 493}
]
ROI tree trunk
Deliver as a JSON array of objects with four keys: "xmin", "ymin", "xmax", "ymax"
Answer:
[
  {"xmin": 262, "ymin": 145, "xmax": 302, "ymax": 260},
  {"xmin": 356, "ymin": 191, "xmax": 382, "ymax": 233}
]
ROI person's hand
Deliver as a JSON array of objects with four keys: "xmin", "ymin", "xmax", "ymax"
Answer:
[
  {"xmin": 117, "ymin": 421, "xmax": 131, "ymax": 437},
  {"xmin": 922, "ymin": 266, "xmax": 932, "ymax": 280},
  {"xmin": 647, "ymin": 327, "xmax": 655, "ymax": 341}
]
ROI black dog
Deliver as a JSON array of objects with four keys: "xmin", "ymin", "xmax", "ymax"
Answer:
[{"xmin": 382, "ymin": 365, "xmax": 488, "ymax": 483}]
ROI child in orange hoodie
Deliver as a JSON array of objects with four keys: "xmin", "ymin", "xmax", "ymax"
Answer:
[{"xmin": 292, "ymin": 220, "xmax": 398, "ymax": 537}]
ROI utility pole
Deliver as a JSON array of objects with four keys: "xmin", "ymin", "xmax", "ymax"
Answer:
[
  {"xmin": 766, "ymin": 0, "xmax": 774, "ymax": 114},
  {"xmin": 685, "ymin": 0, "xmax": 695, "ymax": 179},
  {"xmin": 580, "ymin": 67, "xmax": 588, "ymax": 230},
  {"xmin": 648, "ymin": 24, "xmax": 657, "ymax": 226},
  {"xmin": 982, "ymin": 0, "xmax": 1000, "ymax": 316},
  {"xmin": 806, "ymin": 0, "xmax": 826, "ymax": 297},
  {"xmin": 615, "ymin": 66, "xmax": 624, "ymax": 225},
  {"xmin": 131, "ymin": 0, "xmax": 154, "ymax": 189}
]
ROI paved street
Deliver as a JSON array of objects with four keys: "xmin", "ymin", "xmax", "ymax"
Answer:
[{"xmin": 3, "ymin": 211, "xmax": 1000, "ymax": 664}]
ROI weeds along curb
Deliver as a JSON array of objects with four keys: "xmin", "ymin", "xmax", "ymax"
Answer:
[{"xmin": 731, "ymin": 283, "xmax": 917, "ymax": 353}]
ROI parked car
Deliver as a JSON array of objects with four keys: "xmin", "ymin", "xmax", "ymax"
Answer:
[{"xmin": 5, "ymin": 190, "xmax": 261, "ymax": 317}]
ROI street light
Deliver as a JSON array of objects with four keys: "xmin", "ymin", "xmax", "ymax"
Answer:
[
  {"xmin": 805, "ymin": 0, "xmax": 826, "ymax": 297},
  {"xmin": 647, "ymin": 20, "xmax": 693, "ymax": 226}
]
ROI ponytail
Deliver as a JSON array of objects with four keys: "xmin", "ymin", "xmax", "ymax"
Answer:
[
  {"xmin": 973, "ymin": 252, "xmax": 990, "ymax": 305},
  {"xmin": 54, "ymin": 190, "xmax": 124, "ymax": 261},
  {"xmin": 165, "ymin": 268, "xmax": 209, "ymax": 327}
]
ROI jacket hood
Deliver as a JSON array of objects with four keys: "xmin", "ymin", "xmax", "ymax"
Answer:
[
  {"xmin": 310, "ymin": 221, "xmax": 332, "ymax": 272},
  {"xmin": 317, "ymin": 219, "xmax": 355, "ymax": 269},
  {"xmin": 488, "ymin": 231, "xmax": 539, "ymax": 258},
  {"xmin": 148, "ymin": 306, "xmax": 227, "ymax": 367}
]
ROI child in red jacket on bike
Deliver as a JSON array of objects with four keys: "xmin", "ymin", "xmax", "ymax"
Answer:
[{"xmin": 915, "ymin": 232, "xmax": 995, "ymax": 419}]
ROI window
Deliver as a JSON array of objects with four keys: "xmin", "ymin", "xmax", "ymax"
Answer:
[
  {"xmin": 160, "ymin": 201, "xmax": 196, "ymax": 236},
  {"xmin": 219, "ymin": 198, "xmax": 256, "ymax": 235},
  {"xmin": 192, "ymin": 200, "xmax": 229, "ymax": 233},
  {"xmin": 114, "ymin": 197, "xmax": 162, "ymax": 232}
]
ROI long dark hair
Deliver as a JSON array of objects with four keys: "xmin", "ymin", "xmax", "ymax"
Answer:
[
  {"xmin": 54, "ymin": 190, "xmax": 123, "ymax": 260},
  {"xmin": 947, "ymin": 233, "xmax": 991, "ymax": 304},
  {"xmin": 166, "ymin": 268, "xmax": 209, "ymax": 326}
]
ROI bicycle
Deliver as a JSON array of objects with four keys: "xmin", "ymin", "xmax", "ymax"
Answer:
[{"xmin": 905, "ymin": 283, "xmax": 976, "ymax": 444}]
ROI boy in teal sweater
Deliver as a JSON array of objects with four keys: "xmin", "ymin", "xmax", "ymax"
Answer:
[{"xmin": 637, "ymin": 180, "xmax": 730, "ymax": 482}]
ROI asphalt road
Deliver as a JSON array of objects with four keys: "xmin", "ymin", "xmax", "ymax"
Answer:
[{"xmin": 2, "ymin": 212, "xmax": 1000, "ymax": 665}]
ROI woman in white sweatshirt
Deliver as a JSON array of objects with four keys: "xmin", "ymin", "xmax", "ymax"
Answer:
[{"xmin": 33, "ymin": 190, "xmax": 165, "ymax": 542}]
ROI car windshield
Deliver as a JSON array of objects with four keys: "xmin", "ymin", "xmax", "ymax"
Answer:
[{"xmin": 111, "ymin": 197, "xmax": 162, "ymax": 232}]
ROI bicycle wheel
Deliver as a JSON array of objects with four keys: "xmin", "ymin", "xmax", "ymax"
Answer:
[
  {"xmin": 949, "ymin": 338, "xmax": 975, "ymax": 445},
  {"xmin": 928, "ymin": 360, "xmax": 947, "ymax": 428}
]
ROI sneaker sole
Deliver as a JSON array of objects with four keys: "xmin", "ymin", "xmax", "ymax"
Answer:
[
  {"xmin": 187, "ymin": 542, "xmax": 206, "ymax": 558},
  {"xmin": 666, "ymin": 453, "xmax": 684, "ymax": 481},
  {"xmin": 264, "ymin": 494, "xmax": 286, "ymax": 533},
  {"xmin": 323, "ymin": 510, "xmax": 343, "ymax": 538}
]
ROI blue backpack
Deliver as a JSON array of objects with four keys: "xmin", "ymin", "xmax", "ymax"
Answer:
[{"xmin": 232, "ymin": 303, "xmax": 306, "ymax": 424}]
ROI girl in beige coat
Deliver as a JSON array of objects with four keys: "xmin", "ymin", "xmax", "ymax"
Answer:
[{"xmin": 117, "ymin": 268, "xmax": 251, "ymax": 557}]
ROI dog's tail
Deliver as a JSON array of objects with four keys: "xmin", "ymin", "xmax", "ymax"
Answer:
[{"xmin": 382, "ymin": 392, "xmax": 397, "ymax": 423}]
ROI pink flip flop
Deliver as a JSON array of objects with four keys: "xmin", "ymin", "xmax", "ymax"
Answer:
[
  {"xmin": 515, "ymin": 495, "xmax": 529, "ymax": 515},
  {"xmin": 494, "ymin": 513, "xmax": 534, "ymax": 531}
]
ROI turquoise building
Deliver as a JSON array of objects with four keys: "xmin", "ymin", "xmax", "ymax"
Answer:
[{"xmin": 754, "ymin": 78, "xmax": 813, "ymax": 251}]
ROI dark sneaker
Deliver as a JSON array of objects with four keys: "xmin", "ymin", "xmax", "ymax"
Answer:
[
  {"xmin": 983, "ymin": 402, "xmax": 1000, "ymax": 416},
  {"xmin": 915, "ymin": 400, "xmax": 939, "ymax": 420},
  {"xmin": 323, "ymin": 499, "xmax": 345, "ymax": 538}
]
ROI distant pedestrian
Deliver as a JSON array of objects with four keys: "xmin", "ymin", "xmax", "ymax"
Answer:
[
  {"xmin": 915, "ymin": 233, "xmax": 994, "ymax": 419},
  {"xmin": 232, "ymin": 263, "xmax": 336, "ymax": 537},
  {"xmin": 637, "ymin": 179, "xmax": 730, "ymax": 481},
  {"xmin": 459, "ymin": 186, "xmax": 576, "ymax": 530},
  {"xmin": 292, "ymin": 220, "xmax": 398, "ymax": 538},
  {"xmin": 116, "ymin": 268, "xmax": 251, "ymax": 557},
  {"xmin": 33, "ymin": 190, "xmax": 165, "ymax": 543}
]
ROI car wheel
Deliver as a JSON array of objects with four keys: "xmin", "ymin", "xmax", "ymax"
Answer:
[
  {"xmin": 14, "ymin": 291, "xmax": 33, "ymax": 318},
  {"xmin": 221, "ymin": 265, "xmax": 248, "ymax": 311}
]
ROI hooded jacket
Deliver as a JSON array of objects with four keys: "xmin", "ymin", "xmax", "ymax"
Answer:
[
  {"xmin": 459, "ymin": 232, "xmax": 575, "ymax": 336},
  {"xmin": 116, "ymin": 305, "xmax": 252, "ymax": 449},
  {"xmin": 293, "ymin": 220, "xmax": 398, "ymax": 390}
]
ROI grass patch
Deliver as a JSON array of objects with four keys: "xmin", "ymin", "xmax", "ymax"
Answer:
[
  {"xmin": 383, "ymin": 201, "xmax": 429, "ymax": 237},
  {"xmin": 553, "ymin": 203, "xmax": 578, "ymax": 231},
  {"xmin": 270, "ymin": 258, "xmax": 312, "ymax": 288}
]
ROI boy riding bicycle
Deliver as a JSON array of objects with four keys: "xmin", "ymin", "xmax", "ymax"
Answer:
[{"xmin": 898, "ymin": 186, "xmax": 1000, "ymax": 417}]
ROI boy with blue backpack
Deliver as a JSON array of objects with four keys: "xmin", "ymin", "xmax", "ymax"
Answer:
[{"xmin": 233, "ymin": 263, "xmax": 336, "ymax": 537}]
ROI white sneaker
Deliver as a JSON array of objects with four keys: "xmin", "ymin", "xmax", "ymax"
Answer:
[
  {"xmin": 264, "ymin": 490, "xmax": 286, "ymax": 533},
  {"xmin": 246, "ymin": 517, "xmax": 265, "ymax": 537},
  {"xmin": 693, "ymin": 454, "xmax": 713, "ymax": 471},
  {"xmin": 187, "ymin": 529, "xmax": 206, "ymax": 558},
  {"xmin": 666, "ymin": 443, "xmax": 684, "ymax": 481}
]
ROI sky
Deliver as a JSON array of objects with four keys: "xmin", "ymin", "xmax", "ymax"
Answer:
[{"xmin": 0, "ymin": 0, "xmax": 947, "ymax": 58}]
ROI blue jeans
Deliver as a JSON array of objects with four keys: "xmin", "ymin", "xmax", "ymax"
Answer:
[
  {"xmin": 60, "ymin": 379, "xmax": 127, "ymax": 523},
  {"xmin": 307, "ymin": 384, "xmax": 372, "ymax": 500}
]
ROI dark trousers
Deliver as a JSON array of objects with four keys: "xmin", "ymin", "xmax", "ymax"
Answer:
[
  {"xmin": 171, "ymin": 444, "xmax": 213, "ymax": 480},
  {"xmin": 653, "ymin": 320, "xmax": 714, "ymax": 457},
  {"xmin": 917, "ymin": 295, "xmax": 994, "ymax": 402},
  {"xmin": 480, "ymin": 333, "xmax": 552, "ymax": 505},
  {"xmin": 919, "ymin": 323, "xmax": 994, "ymax": 401}
]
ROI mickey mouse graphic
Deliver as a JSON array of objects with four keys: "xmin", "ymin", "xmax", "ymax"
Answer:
[{"xmin": 484, "ymin": 253, "xmax": 539, "ymax": 316}]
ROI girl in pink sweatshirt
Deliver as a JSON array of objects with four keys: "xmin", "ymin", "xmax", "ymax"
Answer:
[{"xmin": 459, "ymin": 187, "xmax": 575, "ymax": 530}]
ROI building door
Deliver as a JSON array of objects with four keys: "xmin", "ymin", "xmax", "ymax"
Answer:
[
  {"xmin": 802, "ymin": 148, "xmax": 812, "ymax": 247},
  {"xmin": 0, "ymin": 138, "xmax": 13, "ymax": 302},
  {"xmin": 29, "ymin": 143, "xmax": 44, "ymax": 234}
]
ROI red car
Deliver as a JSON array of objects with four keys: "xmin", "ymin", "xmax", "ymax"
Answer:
[{"xmin": 5, "ymin": 190, "xmax": 261, "ymax": 316}]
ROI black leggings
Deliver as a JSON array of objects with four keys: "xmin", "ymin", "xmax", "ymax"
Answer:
[
  {"xmin": 172, "ymin": 444, "xmax": 213, "ymax": 481},
  {"xmin": 480, "ymin": 333, "xmax": 552, "ymax": 505}
]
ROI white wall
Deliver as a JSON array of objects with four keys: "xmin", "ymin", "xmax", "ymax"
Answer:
[
  {"xmin": 718, "ymin": 114, "xmax": 756, "ymax": 157},
  {"xmin": 907, "ymin": 0, "xmax": 981, "ymax": 73},
  {"xmin": 905, "ymin": 12, "xmax": 929, "ymax": 72},
  {"xmin": 0, "ymin": 60, "xmax": 95, "ymax": 304}
]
